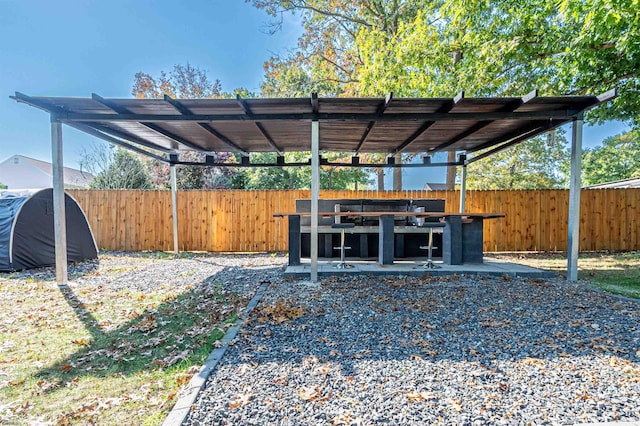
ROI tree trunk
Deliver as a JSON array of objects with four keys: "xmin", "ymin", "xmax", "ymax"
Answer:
[
  {"xmin": 393, "ymin": 153, "xmax": 402, "ymax": 190},
  {"xmin": 377, "ymin": 169, "xmax": 384, "ymax": 191},
  {"xmin": 446, "ymin": 151, "xmax": 456, "ymax": 190}
]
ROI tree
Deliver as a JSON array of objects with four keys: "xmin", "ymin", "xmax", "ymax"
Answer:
[
  {"xmin": 133, "ymin": 64, "xmax": 222, "ymax": 99},
  {"xmin": 144, "ymin": 151, "xmax": 235, "ymax": 190},
  {"xmin": 132, "ymin": 64, "xmax": 252, "ymax": 189},
  {"xmin": 252, "ymin": 0, "xmax": 640, "ymax": 189},
  {"xmin": 251, "ymin": 0, "xmax": 432, "ymax": 189},
  {"xmin": 466, "ymin": 131, "xmax": 569, "ymax": 190},
  {"xmin": 353, "ymin": 0, "xmax": 640, "ymax": 124},
  {"xmin": 582, "ymin": 130, "xmax": 640, "ymax": 185},
  {"xmin": 89, "ymin": 148, "xmax": 152, "ymax": 189},
  {"xmin": 236, "ymin": 152, "xmax": 371, "ymax": 189}
]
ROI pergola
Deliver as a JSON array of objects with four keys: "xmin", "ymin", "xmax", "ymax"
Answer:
[{"xmin": 12, "ymin": 89, "xmax": 615, "ymax": 283}]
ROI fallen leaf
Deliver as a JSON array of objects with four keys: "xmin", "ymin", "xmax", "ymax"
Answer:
[
  {"xmin": 448, "ymin": 398, "xmax": 463, "ymax": 412},
  {"xmin": 315, "ymin": 364, "xmax": 331, "ymax": 376},
  {"xmin": 229, "ymin": 392, "xmax": 253, "ymax": 409},
  {"xmin": 297, "ymin": 385, "xmax": 321, "ymax": 401},
  {"xmin": 331, "ymin": 412, "xmax": 362, "ymax": 425},
  {"xmin": 406, "ymin": 391, "xmax": 423, "ymax": 402}
]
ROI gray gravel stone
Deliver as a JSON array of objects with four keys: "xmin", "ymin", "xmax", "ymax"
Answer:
[{"xmin": 185, "ymin": 271, "xmax": 640, "ymax": 425}]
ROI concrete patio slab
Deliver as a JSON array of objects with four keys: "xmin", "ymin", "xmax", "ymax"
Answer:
[{"xmin": 284, "ymin": 258, "xmax": 555, "ymax": 279}]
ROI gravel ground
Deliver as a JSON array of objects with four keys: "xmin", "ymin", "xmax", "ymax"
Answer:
[
  {"xmin": 3, "ymin": 251, "xmax": 288, "ymax": 296},
  {"xmin": 186, "ymin": 272, "xmax": 640, "ymax": 425}
]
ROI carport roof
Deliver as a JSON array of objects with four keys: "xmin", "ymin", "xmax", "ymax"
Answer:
[{"xmin": 12, "ymin": 90, "xmax": 615, "ymax": 157}]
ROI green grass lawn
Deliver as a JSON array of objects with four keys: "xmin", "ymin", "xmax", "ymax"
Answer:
[
  {"xmin": 0, "ymin": 253, "xmax": 247, "ymax": 425},
  {"xmin": 488, "ymin": 251, "xmax": 640, "ymax": 299}
]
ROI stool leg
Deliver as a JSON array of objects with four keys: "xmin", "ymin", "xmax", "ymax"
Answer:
[
  {"xmin": 426, "ymin": 228, "xmax": 434, "ymax": 268},
  {"xmin": 335, "ymin": 229, "xmax": 353, "ymax": 269},
  {"xmin": 418, "ymin": 227, "xmax": 439, "ymax": 269}
]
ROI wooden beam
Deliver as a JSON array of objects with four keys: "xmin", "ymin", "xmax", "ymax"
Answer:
[
  {"xmin": 81, "ymin": 122, "xmax": 174, "ymax": 153},
  {"xmin": 354, "ymin": 93, "xmax": 393, "ymax": 154},
  {"xmin": 465, "ymin": 122, "xmax": 562, "ymax": 164},
  {"xmin": 162, "ymin": 95, "xmax": 249, "ymax": 155},
  {"xmin": 391, "ymin": 92, "xmax": 463, "ymax": 154},
  {"xmin": 236, "ymin": 95, "xmax": 284, "ymax": 154},
  {"xmin": 428, "ymin": 89, "xmax": 538, "ymax": 153},
  {"xmin": 92, "ymin": 93, "xmax": 206, "ymax": 152},
  {"xmin": 66, "ymin": 122, "xmax": 169, "ymax": 162}
]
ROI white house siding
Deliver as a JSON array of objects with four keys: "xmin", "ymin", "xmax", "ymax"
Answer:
[
  {"xmin": 0, "ymin": 160, "xmax": 53, "ymax": 189},
  {"xmin": 0, "ymin": 155, "xmax": 93, "ymax": 189}
]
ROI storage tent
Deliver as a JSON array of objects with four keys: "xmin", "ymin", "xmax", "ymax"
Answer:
[{"xmin": 0, "ymin": 189, "xmax": 97, "ymax": 271}]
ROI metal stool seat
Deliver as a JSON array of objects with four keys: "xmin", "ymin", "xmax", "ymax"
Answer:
[
  {"xmin": 418, "ymin": 222, "xmax": 445, "ymax": 269},
  {"xmin": 332, "ymin": 223, "xmax": 355, "ymax": 269}
]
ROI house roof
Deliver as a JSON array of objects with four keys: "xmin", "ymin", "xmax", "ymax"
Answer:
[
  {"xmin": 12, "ymin": 91, "xmax": 615, "ymax": 164},
  {"xmin": 423, "ymin": 183, "xmax": 448, "ymax": 191},
  {"xmin": 584, "ymin": 177, "xmax": 640, "ymax": 189},
  {"xmin": 0, "ymin": 155, "xmax": 93, "ymax": 187}
]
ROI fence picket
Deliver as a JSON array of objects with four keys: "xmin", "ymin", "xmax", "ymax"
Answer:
[{"xmin": 67, "ymin": 189, "xmax": 640, "ymax": 253}]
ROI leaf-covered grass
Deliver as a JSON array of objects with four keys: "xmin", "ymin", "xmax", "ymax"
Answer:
[
  {"xmin": 0, "ymin": 255, "xmax": 248, "ymax": 425},
  {"xmin": 488, "ymin": 251, "xmax": 640, "ymax": 299}
]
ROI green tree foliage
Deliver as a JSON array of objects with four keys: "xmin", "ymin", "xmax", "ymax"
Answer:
[
  {"xmin": 236, "ymin": 152, "xmax": 372, "ymax": 189},
  {"xmin": 252, "ymin": 0, "xmax": 425, "ymax": 96},
  {"xmin": 251, "ymin": 0, "xmax": 640, "ymax": 189},
  {"xmin": 89, "ymin": 148, "xmax": 152, "ymax": 189},
  {"xmin": 467, "ymin": 132, "xmax": 569, "ymax": 189},
  {"xmin": 582, "ymin": 130, "xmax": 640, "ymax": 185},
  {"xmin": 353, "ymin": 0, "xmax": 640, "ymax": 124}
]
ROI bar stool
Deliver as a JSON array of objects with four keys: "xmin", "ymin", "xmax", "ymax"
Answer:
[
  {"xmin": 332, "ymin": 223, "xmax": 355, "ymax": 269},
  {"xmin": 419, "ymin": 222, "xmax": 445, "ymax": 269}
]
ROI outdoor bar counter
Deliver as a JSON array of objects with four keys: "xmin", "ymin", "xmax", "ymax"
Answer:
[{"xmin": 274, "ymin": 200, "xmax": 504, "ymax": 267}]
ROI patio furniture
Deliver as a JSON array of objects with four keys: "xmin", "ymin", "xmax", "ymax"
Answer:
[
  {"xmin": 332, "ymin": 222, "xmax": 355, "ymax": 268},
  {"xmin": 274, "ymin": 210, "xmax": 504, "ymax": 267},
  {"xmin": 418, "ymin": 222, "xmax": 446, "ymax": 269}
]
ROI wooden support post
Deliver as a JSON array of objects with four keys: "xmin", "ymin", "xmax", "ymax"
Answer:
[
  {"xmin": 311, "ymin": 120, "xmax": 319, "ymax": 282},
  {"xmin": 51, "ymin": 119, "xmax": 68, "ymax": 285},
  {"xmin": 459, "ymin": 164, "xmax": 467, "ymax": 213},
  {"xmin": 170, "ymin": 164, "xmax": 179, "ymax": 253},
  {"xmin": 567, "ymin": 114, "xmax": 583, "ymax": 281}
]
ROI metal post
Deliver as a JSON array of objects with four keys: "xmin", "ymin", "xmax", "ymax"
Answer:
[
  {"xmin": 567, "ymin": 115, "xmax": 583, "ymax": 281},
  {"xmin": 51, "ymin": 119, "xmax": 68, "ymax": 285},
  {"xmin": 170, "ymin": 164, "xmax": 179, "ymax": 253},
  {"xmin": 459, "ymin": 164, "xmax": 467, "ymax": 213},
  {"xmin": 310, "ymin": 120, "xmax": 320, "ymax": 282}
]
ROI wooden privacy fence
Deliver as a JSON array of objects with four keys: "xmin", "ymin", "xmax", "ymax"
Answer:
[{"xmin": 67, "ymin": 189, "xmax": 640, "ymax": 253}]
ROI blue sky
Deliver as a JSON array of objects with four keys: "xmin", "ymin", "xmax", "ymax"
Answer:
[
  {"xmin": 0, "ymin": 0, "xmax": 300, "ymax": 168},
  {"xmin": 0, "ymin": 0, "xmax": 631, "ymax": 189}
]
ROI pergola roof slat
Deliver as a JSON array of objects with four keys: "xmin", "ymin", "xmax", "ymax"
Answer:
[{"xmin": 12, "ymin": 92, "xmax": 615, "ymax": 155}]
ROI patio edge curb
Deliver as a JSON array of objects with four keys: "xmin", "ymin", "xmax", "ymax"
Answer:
[{"xmin": 161, "ymin": 283, "xmax": 269, "ymax": 426}]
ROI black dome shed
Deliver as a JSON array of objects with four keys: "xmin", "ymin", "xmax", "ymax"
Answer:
[{"xmin": 0, "ymin": 189, "xmax": 98, "ymax": 271}]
